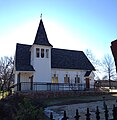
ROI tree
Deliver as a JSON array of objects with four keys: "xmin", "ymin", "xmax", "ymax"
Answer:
[
  {"xmin": 101, "ymin": 54, "xmax": 117, "ymax": 88},
  {"xmin": 85, "ymin": 50, "xmax": 117, "ymax": 79},
  {"xmin": 102, "ymin": 54, "xmax": 116, "ymax": 80},
  {"xmin": 0, "ymin": 56, "xmax": 14, "ymax": 96},
  {"xmin": 85, "ymin": 49, "xmax": 101, "ymax": 80},
  {"xmin": 85, "ymin": 49, "xmax": 117, "ymax": 89}
]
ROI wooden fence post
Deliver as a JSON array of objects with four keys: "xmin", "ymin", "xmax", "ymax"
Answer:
[
  {"xmin": 95, "ymin": 106, "xmax": 100, "ymax": 120},
  {"xmin": 18, "ymin": 83, "xmax": 21, "ymax": 91},
  {"xmin": 85, "ymin": 108, "xmax": 91, "ymax": 120},
  {"xmin": 74, "ymin": 109, "xmax": 80, "ymax": 120}
]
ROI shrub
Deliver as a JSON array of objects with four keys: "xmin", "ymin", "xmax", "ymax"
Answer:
[{"xmin": 15, "ymin": 98, "xmax": 41, "ymax": 120}]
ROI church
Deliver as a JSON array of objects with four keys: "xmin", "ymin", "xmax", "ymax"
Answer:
[{"xmin": 14, "ymin": 18, "xmax": 95, "ymax": 91}]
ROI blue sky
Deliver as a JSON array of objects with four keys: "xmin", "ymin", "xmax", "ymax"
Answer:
[{"xmin": 0, "ymin": 0, "xmax": 117, "ymax": 59}]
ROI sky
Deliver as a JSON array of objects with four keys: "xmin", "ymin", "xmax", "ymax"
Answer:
[{"xmin": 0, "ymin": 0, "xmax": 117, "ymax": 60}]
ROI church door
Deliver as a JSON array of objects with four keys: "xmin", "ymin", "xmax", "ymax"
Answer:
[{"xmin": 85, "ymin": 78, "xmax": 90, "ymax": 89}]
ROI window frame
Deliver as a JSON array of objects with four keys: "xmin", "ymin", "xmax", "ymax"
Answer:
[
  {"xmin": 52, "ymin": 74, "xmax": 58, "ymax": 83},
  {"xmin": 75, "ymin": 75, "xmax": 80, "ymax": 83},
  {"xmin": 41, "ymin": 48, "xmax": 44, "ymax": 58},
  {"xmin": 46, "ymin": 49, "xmax": 49, "ymax": 58},
  {"xmin": 36, "ymin": 48, "xmax": 40, "ymax": 58},
  {"xmin": 64, "ymin": 74, "xmax": 70, "ymax": 83}
]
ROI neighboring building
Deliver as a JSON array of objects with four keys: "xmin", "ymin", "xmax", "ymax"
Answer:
[
  {"xmin": 95, "ymin": 80, "xmax": 117, "ymax": 88},
  {"xmin": 111, "ymin": 40, "xmax": 117, "ymax": 72},
  {"xmin": 14, "ymin": 19, "xmax": 95, "ymax": 91}
]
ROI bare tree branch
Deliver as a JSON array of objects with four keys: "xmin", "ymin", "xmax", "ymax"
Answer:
[
  {"xmin": 102, "ymin": 54, "xmax": 116, "ymax": 80},
  {"xmin": 85, "ymin": 49, "xmax": 101, "ymax": 80},
  {"xmin": 0, "ymin": 56, "xmax": 14, "ymax": 92}
]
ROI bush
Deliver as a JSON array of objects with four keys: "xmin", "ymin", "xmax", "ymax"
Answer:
[
  {"xmin": 15, "ymin": 98, "xmax": 41, "ymax": 120},
  {"xmin": 0, "ymin": 92, "xmax": 49, "ymax": 120}
]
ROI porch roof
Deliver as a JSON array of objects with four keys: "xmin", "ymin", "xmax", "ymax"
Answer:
[
  {"xmin": 15, "ymin": 43, "xmax": 35, "ymax": 71},
  {"xmin": 84, "ymin": 71, "xmax": 92, "ymax": 77}
]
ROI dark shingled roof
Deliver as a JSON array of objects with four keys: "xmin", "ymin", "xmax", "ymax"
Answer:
[
  {"xmin": 15, "ymin": 44, "xmax": 95, "ymax": 71},
  {"xmin": 15, "ymin": 19, "xmax": 95, "ymax": 71},
  {"xmin": 51, "ymin": 48, "xmax": 95, "ymax": 70},
  {"xmin": 33, "ymin": 19, "xmax": 53, "ymax": 47},
  {"xmin": 15, "ymin": 43, "xmax": 35, "ymax": 71},
  {"xmin": 84, "ymin": 71, "xmax": 92, "ymax": 77}
]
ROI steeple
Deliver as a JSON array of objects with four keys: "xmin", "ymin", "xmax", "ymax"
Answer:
[{"xmin": 33, "ymin": 18, "xmax": 53, "ymax": 47}]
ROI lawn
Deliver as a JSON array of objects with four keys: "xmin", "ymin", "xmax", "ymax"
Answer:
[
  {"xmin": 0, "ymin": 92, "xmax": 117, "ymax": 120},
  {"xmin": 43, "ymin": 93, "xmax": 117, "ymax": 106}
]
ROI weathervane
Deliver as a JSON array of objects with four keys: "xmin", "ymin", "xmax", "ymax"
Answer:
[{"xmin": 40, "ymin": 13, "xmax": 42, "ymax": 20}]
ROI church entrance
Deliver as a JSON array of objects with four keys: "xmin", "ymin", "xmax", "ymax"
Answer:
[{"xmin": 85, "ymin": 78, "xmax": 90, "ymax": 89}]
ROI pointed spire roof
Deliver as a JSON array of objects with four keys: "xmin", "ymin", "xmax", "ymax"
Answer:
[{"xmin": 33, "ymin": 19, "xmax": 53, "ymax": 47}]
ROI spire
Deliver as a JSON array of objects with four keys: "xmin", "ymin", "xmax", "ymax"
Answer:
[
  {"xmin": 33, "ymin": 17, "xmax": 53, "ymax": 47},
  {"xmin": 40, "ymin": 13, "xmax": 42, "ymax": 20}
]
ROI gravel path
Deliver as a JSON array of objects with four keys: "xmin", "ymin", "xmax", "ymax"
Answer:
[{"xmin": 45, "ymin": 99, "xmax": 117, "ymax": 120}]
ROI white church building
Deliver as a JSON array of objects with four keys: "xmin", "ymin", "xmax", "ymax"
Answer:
[{"xmin": 14, "ymin": 19, "xmax": 95, "ymax": 91}]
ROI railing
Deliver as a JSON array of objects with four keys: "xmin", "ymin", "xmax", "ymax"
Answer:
[
  {"xmin": 49, "ymin": 104, "xmax": 117, "ymax": 120},
  {"xmin": 14, "ymin": 82, "xmax": 90, "ymax": 91}
]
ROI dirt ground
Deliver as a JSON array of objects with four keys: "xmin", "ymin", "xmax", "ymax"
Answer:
[{"xmin": 44, "ymin": 93, "xmax": 117, "ymax": 120}]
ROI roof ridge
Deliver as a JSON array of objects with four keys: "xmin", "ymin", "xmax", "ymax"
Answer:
[
  {"xmin": 16, "ymin": 43, "xmax": 31, "ymax": 47},
  {"xmin": 52, "ymin": 48, "xmax": 83, "ymax": 52}
]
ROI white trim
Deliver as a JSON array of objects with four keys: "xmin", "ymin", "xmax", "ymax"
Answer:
[
  {"xmin": 16, "ymin": 71, "xmax": 34, "ymax": 73},
  {"xmin": 51, "ymin": 68, "xmax": 87, "ymax": 72}
]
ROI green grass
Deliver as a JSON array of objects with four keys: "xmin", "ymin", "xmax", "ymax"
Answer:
[
  {"xmin": 43, "ymin": 93, "xmax": 117, "ymax": 106},
  {"xmin": 1, "ymin": 92, "xmax": 117, "ymax": 120}
]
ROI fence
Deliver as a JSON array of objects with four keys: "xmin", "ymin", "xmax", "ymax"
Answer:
[
  {"xmin": 49, "ymin": 104, "xmax": 117, "ymax": 120},
  {"xmin": 14, "ymin": 82, "xmax": 88, "ymax": 91}
]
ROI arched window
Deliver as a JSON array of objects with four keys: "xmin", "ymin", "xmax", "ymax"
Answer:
[
  {"xmin": 75, "ymin": 75, "xmax": 80, "ymax": 83},
  {"xmin": 41, "ymin": 49, "xmax": 44, "ymax": 58},
  {"xmin": 46, "ymin": 49, "xmax": 49, "ymax": 58},
  {"xmin": 52, "ymin": 74, "xmax": 58, "ymax": 83},
  {"xmin": 64, "ymin": 74, "xmax": 70, "ymax": 83},
  {"xmin": 36, "ymin": 48, "xmax": 40, "ymax": 58}
]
